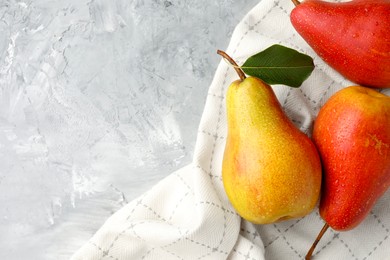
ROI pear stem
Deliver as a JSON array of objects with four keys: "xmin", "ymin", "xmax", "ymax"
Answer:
[
  {"xmin": 305, "ymin": 223, "xmax": 330, "ymax": 260},
  {"xmin": 291, "ymin": 0, "xmax": 301, "ymax": 6},
  {"xmin": 217, "ymin": 50, "xmax": 246, "ymax": 81}
]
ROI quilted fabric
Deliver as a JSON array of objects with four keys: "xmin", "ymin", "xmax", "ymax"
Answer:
[{"xmin": 72, "ymin": 0, "xmax": 390, "ymax": 259}]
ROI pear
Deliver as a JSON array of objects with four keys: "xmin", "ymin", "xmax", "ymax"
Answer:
[
  {"xmin": 306, "ymin": 86, "xmax": 390, "ymax": 259},
  {"xmin": 290, "ymin": 0, "xmax": 390, "ymax": 88},
  {"xmin": 222, "ymin": 75, "xmax": 322, "ymax": 224}
]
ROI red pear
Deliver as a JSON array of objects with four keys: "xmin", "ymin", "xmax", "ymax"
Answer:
[
  {"xmin": 290, "ymin": 0, "xmax": 390, "ymax": 88},
  {"xmin": 306, "ymin": 86, "xmax": 390, "ymax": 259}
]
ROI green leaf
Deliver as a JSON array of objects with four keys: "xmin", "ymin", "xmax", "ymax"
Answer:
[{"xmin": 241, "ymin": 44, "xmax": 314, "ymax": 88}]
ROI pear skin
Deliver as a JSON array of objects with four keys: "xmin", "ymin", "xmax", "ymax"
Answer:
[
  {"xmin": 313, "ymin": 86, "xmax": 390, "ymax": 231},
  {"xmin": 290, "ymin": 0, "xmax": 390, "ymax": 88},
  {"xmin": 222, "ymin": 77, "xmax": 322, "ymax": 224}
]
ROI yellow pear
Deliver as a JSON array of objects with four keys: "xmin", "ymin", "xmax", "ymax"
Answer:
[{"xmin": 222, "ymin": 76, "xmax": 322, "ymax": 224}]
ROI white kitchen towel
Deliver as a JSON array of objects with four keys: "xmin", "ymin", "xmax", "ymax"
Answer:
[{"xmin": 71, "ymin": 0, "xmax": 390, "ymax": 259}]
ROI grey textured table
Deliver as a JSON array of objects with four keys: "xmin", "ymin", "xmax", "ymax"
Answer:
[{"xmin": 0, "ymin": 0, "xmax": 260, "ymax": 259}]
